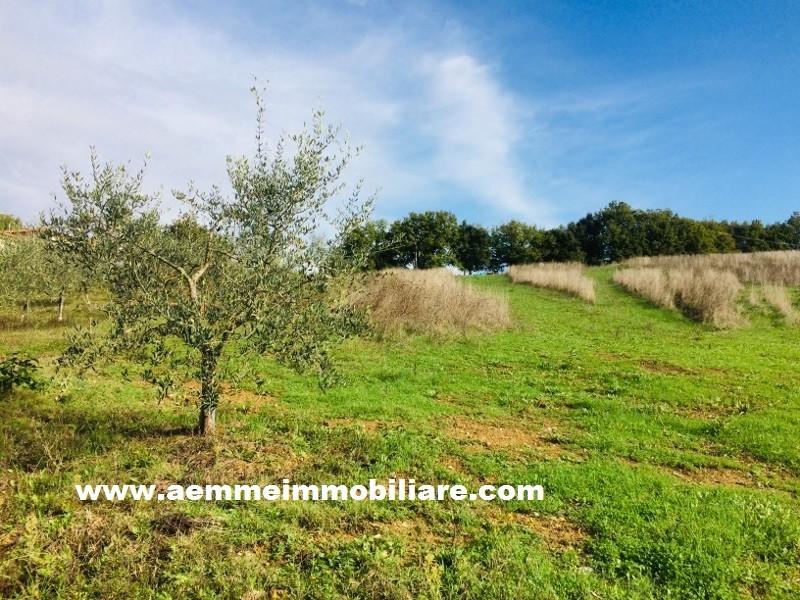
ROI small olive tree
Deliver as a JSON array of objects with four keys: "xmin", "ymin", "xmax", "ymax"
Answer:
[
  {"xmin": 45, "ymin": 92, "xmax": 371, "ymax": 434},
  {"xmin": 0, "ymin": 236, "xmax": 78, "ymax": 322}
]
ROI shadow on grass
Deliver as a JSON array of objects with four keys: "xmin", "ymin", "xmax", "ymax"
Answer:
[{"xmin": 0, "ymin": 391, "xmax": 198, "ymax": 472}]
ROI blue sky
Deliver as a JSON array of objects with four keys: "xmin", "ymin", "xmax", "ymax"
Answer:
[{"xmin": 1, "ymin": 1, "xmax": 797, "ymax": 227}]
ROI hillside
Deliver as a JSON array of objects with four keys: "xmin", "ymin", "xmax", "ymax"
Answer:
[{"xmin": 1, "ymin": 268, "xmax": 799, "ymax": 598}]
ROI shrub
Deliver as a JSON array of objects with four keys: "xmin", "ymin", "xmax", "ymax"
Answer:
[
  {"xmin": 353, "ymin": 268, "xmax": 510, "ymax": 334},
  {"xmin": 0, "ymin": 354, "xmax": 43, "ymax": 396},
  {"xmin": 507, "ymin": 263, "xmax": 595, "ymax": 303}
]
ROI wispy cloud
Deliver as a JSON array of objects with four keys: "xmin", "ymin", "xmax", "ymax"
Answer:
[
  {"xmin": 418, "ymin": 54, "xmax": 552, "ymax": 223},
  {"xmin": 0, "ymin": 1, "xmax": 547, "ymax": 224}
]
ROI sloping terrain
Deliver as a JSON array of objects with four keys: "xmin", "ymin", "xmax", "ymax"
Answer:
[{"xmin": 1, "ymin": 267, "xmax": 799, "ymax": 598}]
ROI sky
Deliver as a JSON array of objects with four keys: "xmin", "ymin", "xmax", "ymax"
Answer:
[{"xmin": 1, "ymin": 0, "xmax": 798, "ymax": 228}]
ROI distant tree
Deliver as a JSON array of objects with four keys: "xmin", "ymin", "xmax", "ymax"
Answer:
[
  {"xmin": 572, "ymin": 202, "xmax": 705, "ymax": 263},
  {"xmin": 783, "ymin": 212, "xmax": 800, "ymax": 249},
  {"xmin": 0, "ymin": 237, "xmax": 42, "ymax": 318},
  {"xmin": 681, "ymin": 220, "xmax": 736, "ymax": 254},
  {"xmin": 758, "ymin": 213, "xmax": 800, "ymax": 251},
  {"xmin": 0, "ymin": 236, "xmax": 78, "ymax": 322},
  {"xmin": 0, "ymin": 213, "xmax": 22, "ymax": 230},
  {"xmin": 44, "ymin": 92, "xmax": 371, "ymax": 435},
  {"xmin": 726, "ymin": 220, "xmax": 773, "ymax": 253},
  {"xmin": 570, "ymin": 210, "xmax": 606, "ymax": 265},
  {"xmin": 541, "ymin": 227, "xmax": 584, "ymax": 262},
  {"xmin": 636, "ymin": 210, "xmax": 682, "ymax": 256},
  {"xmin": 490, "ymin": 220, "xmax": 543, "ymax": 270},
  {"xmin": 341, "ymin": 219, "xmax": 398, "ymax": 270},
  {"xmin": 389, "ymin": 211, "xmax": 460, "ymax": 268},
  {"xmin": 456, "ymin": 221, "xmax": 492, "ymax": 274}
]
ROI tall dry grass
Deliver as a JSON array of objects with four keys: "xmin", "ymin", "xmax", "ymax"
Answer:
[
  {"xmin": 507, "ymin": 263, "xmax": 596, "ymax": 303},
  {"xmin": 612, "ymin": 268, "xmax": 673, "ymax": 308},
  {"xmin": 353, "ymin": 268, "xmax": 510, "ymax": 334},
  {"xmin": 624, "ymin": 250, "xmax": 800, "ymax": 285},
  {"xmin": 762, "ymin": 284, "xmax": 800, "ymax": 324},
  {"xmin": 614, "ymin": 267, "xmax": 742, "ymax": 327}
]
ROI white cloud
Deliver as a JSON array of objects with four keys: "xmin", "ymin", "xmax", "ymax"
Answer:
[
  {"xmin": 419, "ymin": 54, "xmax": 551, "ymax": 223},
  {"xmin": 0, "ymin": 1, "xmax": 548, "ymax": 225}
]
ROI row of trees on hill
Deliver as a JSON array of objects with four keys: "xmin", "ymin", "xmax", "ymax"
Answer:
[{"xmin": 343, "ymin": 202, "xmax": 800, "ymax": 271}]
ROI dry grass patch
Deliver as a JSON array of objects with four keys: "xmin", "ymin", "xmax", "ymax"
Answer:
[
  {"xmin": 614, "ymin": 267, "xmax": 742, "ymax": 327},
  {"xmin": 619, "ymin": 251, "xmax": 800, "ymax": 326},
  {"xmin": 625, "ymin": 250, "xmax": 800, "ymax": 285},
  {"xmin": 371, "ymin": 517, "xmax": 446, "ymax": 546},
  {"xmin": 182, "ymin": 381, "xmax": 277, "ymax": 413},
  {"xmin": 507, "ymin": 262, "xmax": 596, "ymax": 302},
  {"xmin": 353, "ymin": 268, "xmax": 510, "ymax": 334},
  {"xmin": 762, "ymin": 284, "xmax": 800, "ymax": 324}
]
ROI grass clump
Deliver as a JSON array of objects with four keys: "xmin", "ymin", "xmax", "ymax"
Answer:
[
  {"xmin": 353, "ymin": 268, "xmax": 510, "ymax": 334},
  {"xmin": 762, "ymin": 284, "xmax": 800, "ymax": 324},
  {"xmin": 507, "ymin": 263, "xmax": 596, "ymax": 303},
  {"xmin": 625, "ymin": 250, "xmax": 800, "ymax": 285},
  {"xmin": 614, "ymin": 267, "xmax": 742, "ymax": 327}
]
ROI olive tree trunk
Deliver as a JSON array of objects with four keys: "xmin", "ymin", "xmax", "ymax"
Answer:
[
  {"xmin": 198, "ymin": 347, "xmax": 221, "ymax": 435},
  {"xmin": 57, "ymin": 288, "xmax": 65, "ymax": 322}
]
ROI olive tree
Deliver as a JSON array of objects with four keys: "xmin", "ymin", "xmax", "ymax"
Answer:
[
  {"xmin": 45, "ymin": 93, "xmax": 371, "ymax": 434},
  {"xmin": 0, "ymin": 235, "xmax": 78, "ymax": 322}
]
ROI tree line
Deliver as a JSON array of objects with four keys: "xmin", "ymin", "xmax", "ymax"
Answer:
[{"xmin": 343, "ymin": 201, "xmax": 800, "ymax": 272}]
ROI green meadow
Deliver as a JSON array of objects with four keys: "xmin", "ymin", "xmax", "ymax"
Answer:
[{"xmin": 1, "ymin": 268, "xmax": 799, "ymax": 599}]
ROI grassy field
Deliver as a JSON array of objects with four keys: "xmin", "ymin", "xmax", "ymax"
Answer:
[{"xmin": 1, "ymin": 267, "xmax": 799, "ymax": 599}]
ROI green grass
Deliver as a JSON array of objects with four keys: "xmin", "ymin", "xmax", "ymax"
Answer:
[{"xmin": 1, "ymin": 268, "xmax": 799, "ymax": 598}]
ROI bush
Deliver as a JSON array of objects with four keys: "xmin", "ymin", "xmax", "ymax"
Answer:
[{"xmin": 0, "ymin": 354, "xmax": 43, "ymax": 396}]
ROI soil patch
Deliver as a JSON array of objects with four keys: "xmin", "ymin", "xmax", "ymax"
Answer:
[
  {"xmin": 439, "ymin": 455, "xmax": 472, "ymax": 477},
  {"xmin": 371, "ymin": 517, "xmax": 445, "ymax": 545},
  {"xmin": 182, "ymin": 381, "xmax": 277, "ymax": 412},
  {"xmin": 485, "ymin": 507, "xmax": 587, "ymax": 552},
  {"xmin": 445, "ymin": 416, "xmax": 568, "ymax": 459},
  {"xmin": 669, "ymin": 466, "xmax": 757, "ymax": 488},
  {"xmin": 639, "ymin": 359, "xmax": 696, "ymax": 376}
]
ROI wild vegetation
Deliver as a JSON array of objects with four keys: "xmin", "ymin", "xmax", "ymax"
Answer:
[
  {"xmin": 0, "ymin": 235, "xmax": 79, "ymax": 324},
  {"xmin": 625, "ymin": 250, "xmax": 800, "ymax": 285},
  {"xmin": 507, "ymin": 262, "xmax": 596, "ymax": 302},
  {"xmin": 762, "ymin": 284, "xmax": 800, "ymax": 324},
  {"xmin": 353, "ymin": 268, "xmax": 510, "ymax": 334},
  {"xmin": 616, "ymin": 251, "xmax": 800, "ymax": 327},
  {"xmin": 614, "ymin": 267, "xmax": 742, "ymax": 327}
]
